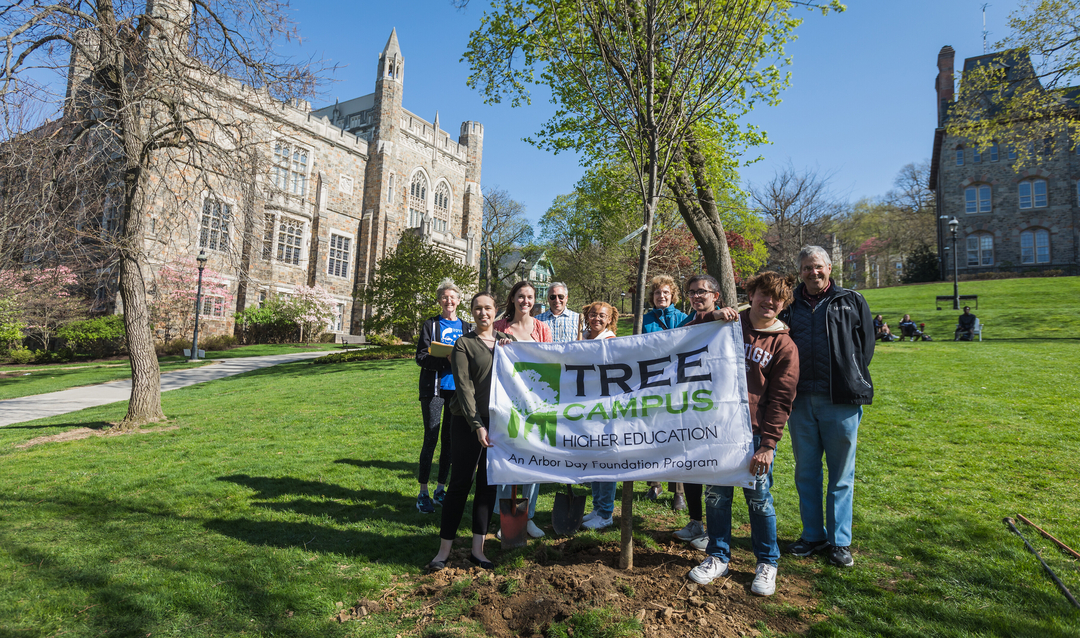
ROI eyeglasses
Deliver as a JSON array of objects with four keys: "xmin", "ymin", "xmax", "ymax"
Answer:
[
  {"xmin": 588, "ymin": 312, "xmax": 609, "ymax": 320},
  {"xmin": 548, "ymin": 294, "xmax": 566, "ymax": 300},
  {"xmin": 686, "ymin": 289, "xmax": 715, "ymax": 297}
]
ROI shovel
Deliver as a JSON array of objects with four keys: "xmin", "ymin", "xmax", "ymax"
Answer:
[
  {"xmin": 551, "ymin": 484, "xmax": 587, "ymax": 535},
  {"xmin": 498, "ymin": 485, "xmax": 530, "ymax": 549}
]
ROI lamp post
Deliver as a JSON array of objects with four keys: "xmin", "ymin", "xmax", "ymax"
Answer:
[
  {"xmin": 518, "ymin": 257, "xmax": 527, "ymax": 281},
  {"xmin": 621, "ymin": 292, "xmax": 627, "ymax": 314},
  {"xmin": 189, "ymin": 249, "xmax": 208, "ymax": 362},
  {"xmin": 949, "ymin": 217, "xmax": 960, "ymax": 310}
]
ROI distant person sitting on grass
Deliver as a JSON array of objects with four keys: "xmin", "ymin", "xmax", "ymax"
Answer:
[
  {"xmin": 873, "ymin": 315, "xmax": 897, "ymax": 342},
  {"xmin": 898, "ymin": 314, "xmax": 930, "ymax": 341},
  {"xmin": 955, "ymin": 306, "xmax": 977, "ymax": 341}
]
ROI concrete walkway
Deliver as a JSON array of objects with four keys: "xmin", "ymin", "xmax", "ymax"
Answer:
[{"xmin": 0, "ymin": 350, "xmax": 330, "ymax": 427}]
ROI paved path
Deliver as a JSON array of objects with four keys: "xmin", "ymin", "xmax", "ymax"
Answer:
[{"xmin": 0, "ymin": 351, "xmax": 329, "ymax": 427}]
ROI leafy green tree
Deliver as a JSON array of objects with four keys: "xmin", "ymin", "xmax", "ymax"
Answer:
[
  {"xmin": 902, "ymin": 245, "xmax": 940, "ymax": 284},
  {"xmin": 363, "ymin": 233, "xmax": 477, "ymax": 341},
  {"xmin": 465, "ymin": 0, "xmax": 838, "ymax": 329},
  {"xmin": 947, "ymin": 1, "xmax": 1080, "ymax": 166},
  {"xmin": 0, "ymin": 297, "xmax": 24, "ymax": 348}
]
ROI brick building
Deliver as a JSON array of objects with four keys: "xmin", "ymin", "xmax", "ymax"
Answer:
[
  {"xmin": 930, "ymin": 46, "xmax": 1079, "ymax": 279},
  {"xmin": 66, "ymin": 16, "xmax": 483, "ymax": 340}
]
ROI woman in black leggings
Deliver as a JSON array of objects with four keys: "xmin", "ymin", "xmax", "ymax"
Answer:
[{"xmin": 428, "ymin": 292, "xmax": 512, "ymax": 571}]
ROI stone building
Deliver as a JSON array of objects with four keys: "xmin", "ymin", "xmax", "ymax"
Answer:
[
  {"xmin": 64, "ymin": 15, "xmax": 483, "ymax": 340},
  {"xmin": 930, "ymin": 46, "xmax": 1079, "ymax": 278}
]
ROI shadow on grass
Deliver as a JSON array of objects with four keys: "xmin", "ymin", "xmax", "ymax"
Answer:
[
  {"xmin": 1, "ymin": 419, "xmax": 114, "ymax": 431},
  {"xmin": 211, "ymin": 474, "xmax": 436, "ymax": 562},
  {"xmin": 333, "ymin": 458, "xmax": 416, "ymax": 480}
]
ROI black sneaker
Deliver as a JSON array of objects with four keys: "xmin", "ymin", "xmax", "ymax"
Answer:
[
  {"xmin": 416, "ymin": 492, "xmax": 435, "ymax": 514},
  {"xmin": 828, "ymin": 545, "xmax": 854, "ymax": 567},
  {"xmin": 788, "ymin": 538, "xmax": 830, "ymax": 557},
  {"xmin": 432, "ymin": 486, "xmax": 446, "ymax": 506}
]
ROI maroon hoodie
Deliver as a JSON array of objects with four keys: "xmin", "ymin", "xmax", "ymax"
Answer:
[{"xmin": 690, "ymin": 309, "xmax": 799, "ymax": 449}]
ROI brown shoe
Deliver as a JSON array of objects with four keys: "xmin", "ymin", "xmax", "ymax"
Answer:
[{"xmin": 672, "ymin": 493, "xmax": 687, "ymax": 512}]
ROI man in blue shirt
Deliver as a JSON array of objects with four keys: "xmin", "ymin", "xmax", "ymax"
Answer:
[{"xmin": 536, "ymin": 282, "xmax": 580, "ymax": 343}]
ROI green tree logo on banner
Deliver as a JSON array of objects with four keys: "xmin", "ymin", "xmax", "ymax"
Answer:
[{"xmin": 508, "ymin": 362, "xmax": 561, "ymax": 446}]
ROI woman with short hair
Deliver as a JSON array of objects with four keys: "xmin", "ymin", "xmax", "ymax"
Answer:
[{"xmin": 579, "ymin": 301, "xmax": 620, "ymax": 530}]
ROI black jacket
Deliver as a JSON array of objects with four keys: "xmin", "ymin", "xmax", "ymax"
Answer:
[
  {"xmin": 779, "ymin": 280, "xmax": 875, "ymax": 405},
  {"xmin": 416, "ymin": 314, "xmax": 473, "ymax": 398}
]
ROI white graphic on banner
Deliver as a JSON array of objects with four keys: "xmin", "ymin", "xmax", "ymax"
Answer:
[{"xmin": 488, "ymin": 322, "xmax": 755, "ymax": 487}]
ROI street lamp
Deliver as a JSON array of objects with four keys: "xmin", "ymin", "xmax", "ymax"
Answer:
[
  {"xmin": 948, "ymin": 217, "xmax": 960, "ymax": 310},
  {"xmin": 621, "ymin": 292, "xmax": 627, "ymax": 314},
  {"xmin": 518, "ymin": 257, "xmax": 528, "ymax": 281},
  {"xmin": 189, "ymin": 249, "xmax": 208, "ymax": 362}
]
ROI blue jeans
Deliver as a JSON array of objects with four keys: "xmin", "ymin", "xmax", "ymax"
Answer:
[
  {"xmin": 703, "ymin": 435, "xmax": 779, "ymax": 566},
  {"xmin": 591, "ymin": 482, "xmax": 616, "ymax": 518},
  {"xmin": 788, "ymin": 393, "xmax": 862, "ymax": 547},
  {"xmin": 496, "ymin": 483, "xmax": 538, "ymax": 519}
]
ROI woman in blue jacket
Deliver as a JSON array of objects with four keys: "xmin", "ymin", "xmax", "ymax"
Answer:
[{"xmin": 414, "ymin": 279, "xmax": 473, "ymax": 514}]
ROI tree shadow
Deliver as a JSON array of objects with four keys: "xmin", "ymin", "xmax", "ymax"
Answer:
[
  {"xmin": 0, "ymin": 420, "xmax": 114, "ymax": 431},
  {"xmin": 334, "ymin": 458, "xmax": 417, "ymax": 480}
]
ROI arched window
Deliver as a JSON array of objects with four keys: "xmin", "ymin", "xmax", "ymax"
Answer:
[
  {"xmin": 966, "ymin": 233, "xmax": 993, "ymax": 267},
  {"xmin": 1021, "ymin": 229, "xmax": 1050, "ymax": 264},
  {"xmin": 973, "ymin": 147, "xmax": 982, "ymax": 163},
  {"xmin": 965, "ymin": 184, "xmax": 991, "ymax": 213},
  {"xmin": 990, "ymin": 142, "xmax": 999, "ymax": 162},
  {"xmin": 433, "ymin": 182, "xmax": 451, "ymax": 233},
  {"xmin": 1019, "ymin": 179, "xmax": 1047, "ymax": 209},
  {"xmin": 955, "ymin": 145, "xmax": 964, "ymax": 166},
  {"xmin": 409, "ymin": 172, "xmax": 428, "ymax": 228}
]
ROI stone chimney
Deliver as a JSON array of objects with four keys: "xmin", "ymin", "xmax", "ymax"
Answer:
[{"xmin": 936, "ymin": 46, "xmax": 955, "ymax": 127}]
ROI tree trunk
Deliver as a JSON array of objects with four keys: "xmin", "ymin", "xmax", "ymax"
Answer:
[
  {"xmin": 669, "ymin": 138, "xmax": 738, "ymax": 308},
  {"xmin": 117, "ymin": 244, "xmax": 164, "ymax": 428},
  {"xmin": 618, "ymin": 481, "xmax": 634, "ymax": 569}
]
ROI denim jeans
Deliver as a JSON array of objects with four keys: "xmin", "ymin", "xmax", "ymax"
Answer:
[
  {"xmin": 787, "ymin": 392, "xmax": 862, "ymax": 547},
  {"xmin": 591, "ymin": 482, "xmax": 616, "ymax": 518},
  {"xmin": 703, "ymin": 435, "xmax": 779, "ymax": 566},
  {"xmin": 496, "ymin": 483, "xmax": 538, "ymax": 519}
]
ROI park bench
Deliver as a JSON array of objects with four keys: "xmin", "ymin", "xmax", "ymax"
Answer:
[
  {"xmin": 337, "ymin": 334, "xmax": 366, "ymax": 350},
  {"xmin": 935, "ymin": 294, "xmax": 979, "ymax": 310}
]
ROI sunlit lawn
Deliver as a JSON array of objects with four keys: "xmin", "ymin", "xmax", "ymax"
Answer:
[{"xmin": 1, "ymin": 277, "xmax": 1078, "ymax": 636}]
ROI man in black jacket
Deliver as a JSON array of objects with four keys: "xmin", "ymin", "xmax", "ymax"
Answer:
[{"xmin": 778, "ymin": 246, "xmax": 874, "ymax": 568}]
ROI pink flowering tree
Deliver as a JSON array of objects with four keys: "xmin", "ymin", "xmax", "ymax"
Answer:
[
  {"xmin": 285, "ymin": 284, "xmax": 338, "ymax": 343},
  {"xmin": 0, "ymin": 266, "xmax": 86, "ymax": 351},
  {"xmin": 149, "ymin": 260, "xmax": 233, "ymax": 344}
]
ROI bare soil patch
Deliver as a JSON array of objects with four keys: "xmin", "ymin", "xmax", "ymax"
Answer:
[
  {"xmin": 15, "ymin": 425, "xmax": 179, "ymax": 448},
  {"xmin": 342, "ymin": 527, "xmax": 823, "ymax": 637}
]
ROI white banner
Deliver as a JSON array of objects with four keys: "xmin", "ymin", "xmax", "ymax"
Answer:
[{"xmin": 488, "ymin": 322, "xmax": 755, "ymax": 488}]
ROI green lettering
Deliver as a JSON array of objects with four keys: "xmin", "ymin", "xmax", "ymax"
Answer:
[
  {"xmin": 691, "ymin": 389, "xmax": 714, "ymax": 412},
  {"xmin": 641, "ymin": 394, "xmax": 664, "ymax": 416},
  {"xmin": 563, "ymin": 403, "xmax": 586, "ymax": 421},
  {"xmin": 611, "ymin": 398, "xmax": 638, "ymax": 418},
  {"xmin": 665, "ymin": 391, "xmax": 690, "ymax": 414},
  {"xmin": 587, "ymin": 403, "xmax": 609, "ymax": 420}
]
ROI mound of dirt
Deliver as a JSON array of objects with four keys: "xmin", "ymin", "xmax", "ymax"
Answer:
[{"xmin": 399, "ymin": 528, "xmax": 824, "ymax": 638}]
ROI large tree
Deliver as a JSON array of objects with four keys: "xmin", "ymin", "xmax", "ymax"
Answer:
[
  {"xmin": 464, "ymin": 0, "xmax": 836, "ymax": 329},
  {"xmin": 0, "ymin": 1, "xmax": 318, "ymax": 427},
  {"xmin": 947, "ymin": 0, "xmax": 1080, "ymax": 165},
  {"xmin": 751, "ymin": 164, "xmax": 842, "ymax": 274},
  {"xmin": 480, "ymin": 187, "xmax": 534, "ymax": 294}
]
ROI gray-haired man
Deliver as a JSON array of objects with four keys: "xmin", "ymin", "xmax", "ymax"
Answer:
[{"xmin": 536, "ymin": 282, "xmax": 581, "ymax": 343}]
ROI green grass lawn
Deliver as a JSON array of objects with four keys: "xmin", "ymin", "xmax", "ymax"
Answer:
[
  {"xmin": 1, "ymin": 278, "xmax": 1079, "ymax": 636},
  {"xmin": 1, "ymin": 343, "xmax": 347, "ymax": 401}
]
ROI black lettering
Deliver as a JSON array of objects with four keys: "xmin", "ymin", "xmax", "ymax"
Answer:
[
  {"xmin": 598, "ymin": 363, "xmax": 633, "ymax": 397},
  {"xmin": 677, "ymin": 345, "xmax": 711, "ymax": 383},
  {"xmin": 565, "ymin": 364, "xmax": 595, "ymax": 397},
  {"xmin": 638, "ymin": 356, "xmax": 672, "ymax": 390}
]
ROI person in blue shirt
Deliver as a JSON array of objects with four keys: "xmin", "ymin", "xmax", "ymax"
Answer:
[
  {"xmin": 414, "ymin": 279, "xmax": 472, "ymax": 514},
  {"xmin": 641, "ymin": 274, "xmax": 690, "ymax": 507}
]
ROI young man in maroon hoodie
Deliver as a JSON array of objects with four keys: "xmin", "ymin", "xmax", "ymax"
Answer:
[{"xmin": 687, "ymin": 272, "xmax": 800, "ymax": 597}]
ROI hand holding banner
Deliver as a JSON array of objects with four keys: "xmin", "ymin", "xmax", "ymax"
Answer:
[{"xmin": 487, "ymin": 322, "xmax": 755, "ymax": 488}]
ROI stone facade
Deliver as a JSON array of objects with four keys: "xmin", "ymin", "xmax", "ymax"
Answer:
[
  {"xmin": 931, "ymin": 46, "xmax": 1080, "ymax": 278},
  {"xmin": 76, "ymin": 22, "xmax": 483, "ymax": 340}
]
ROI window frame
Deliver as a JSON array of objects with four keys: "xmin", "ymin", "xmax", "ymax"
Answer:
[
  {"xmin": 198, "ymin": 197, "xmax": 232, "ymax": 252},
  {"xmin": 964, "ymin": 184, "xmax": 992, "ymax": 214},
  {"xmin": 966, "ymin": 233, "xmax": 994, "ymax": 267},
  {"xmin": 271, "ymin": 140, "xmax": 311, "ymax": 198},
  {"xmin": 1020, "ymin": 229, "xmax": 1051, "ymax": 264},
  {"xmin": 1018, "ymin": 178, "xmax": 1047, "ymax": 209},
  {"xmin": 408, "ymin": 170, "xmax": 429, "ymax": 228},
  {"xmin": 955, "ymin": 145, "xmax": 964, "ymax": 166},
  {"xmin": 199, "ymin": 295, "xmax": 227, "ymax": 318},
  {"xmin": 261, "ymin": 212, "xmax": 306, "ymax": 266},
  {"xmin": 327, "ymin": 233, "xmax": 352, "ymax": 278}
]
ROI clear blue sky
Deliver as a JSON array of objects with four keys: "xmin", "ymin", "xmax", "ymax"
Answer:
[{"xmin": 287, "ymin": 1, "xmax": 1018, "ymax": 225}]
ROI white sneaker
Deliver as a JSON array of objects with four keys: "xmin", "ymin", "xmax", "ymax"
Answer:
[
  {"xmin": 496, "ymin": 528, "xmax": 502, "ymax": 540},
  {"xmin": 751, "ymin": 563, "xmax": 777, "ymax": 596},
  {"xmin": 674, "ymin": 520, "xmax": 706, "ymax": 542},
  {"xmin": 582, "ymin": 515, "xmax": 613, "ymax": 530},
  {"xmin": 689, "ymin": 535, "xmax": 709, "ymax": 551},
  {"xmin": 687, "ymin": 556, "xmax": 729, "ymax": 585},
  {"xmin": 581, "ymin": 510, "xmax": 600, "ymax": 524},
  {"xmin": 526, "ymin": 520, "xmax": 545, "ymax": 538}
]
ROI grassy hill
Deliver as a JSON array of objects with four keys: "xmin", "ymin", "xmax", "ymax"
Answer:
[{"xmin": 1, "ymin": 276, "xmax": 1079, "ymax": 637}]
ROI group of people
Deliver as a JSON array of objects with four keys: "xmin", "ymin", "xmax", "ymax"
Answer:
[
  {"xmin": 874, "ymin": 314, "xmax": 932, "ymax": 342},
  {"xmin": 414, "ymin": 245, "xmax": 876, "ymax": 599}
]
